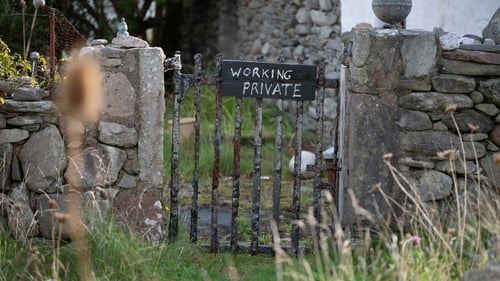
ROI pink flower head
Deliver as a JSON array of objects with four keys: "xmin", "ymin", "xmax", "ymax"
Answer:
[{"xmin": 410, "ymin": 235, "xmax": 421, "ymax": 245}]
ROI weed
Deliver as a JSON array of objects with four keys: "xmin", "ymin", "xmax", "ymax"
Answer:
[{"xmin": 270, "ymin": 107, "xmax": 500, "ymax": 280}]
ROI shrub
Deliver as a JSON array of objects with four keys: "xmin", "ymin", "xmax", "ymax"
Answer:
[{"xmin": 0, "ymin": 38, "xmax": 31, "ymax": 78}]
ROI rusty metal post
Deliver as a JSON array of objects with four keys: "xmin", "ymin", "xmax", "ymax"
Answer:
[
  {"xmin": 168, "ymin": 68, "xmax": 181, "ymax": 241},
  {"xmin": 250, "ymin": 95, "xmax": 263, "ymax": 255},
  {"xmin": 291, "ymin": 57, "xmax": 306, "ymax": 256},
  {"xmin": 168, "ymin": 51, "xmax": 193, "ymax": 241},
  {"xmin": 210, "ymin": 54, "xmax": 223, "ymax": 252},
  {"xmin": 190, "ymin": 53, "xmax": 203, "ymax": 243},
  {"xmin": 230, "ymin": 56, "xmax": 245, "ymax": 252},
  {"xmin": 250, "ymin": 55, "xmax": 265, "ymax": 255},
  {"xmin": 291, "ymin": 100, "xmax": 304, "ymax": 256},
  {"xmin": 313, "ymin": 59, "xmax": 326, "ymax": 224},
  {"xmin": 332, "ymin": 70, "xmax": 342, "ymax": 215},
  {"xmin": 230, "ymin": 94, "xmax": 242, "ymax": 252},
  {"xmin": 272, "ymin": 56, "xmax": 285, "ymax": 228},
  {"xmin": 49, "ymin": 8, "xmax": 56, "ymax": 86}
]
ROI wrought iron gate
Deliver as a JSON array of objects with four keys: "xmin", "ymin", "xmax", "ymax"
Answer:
[{"xmin": 164, "ymin": 52, "xmax": 340, "ymax": 255}]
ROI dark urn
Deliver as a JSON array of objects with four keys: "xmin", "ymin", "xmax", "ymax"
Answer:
[{"xmin": 372, "ymin": 0, "xmax": 412, "ymax": 24}]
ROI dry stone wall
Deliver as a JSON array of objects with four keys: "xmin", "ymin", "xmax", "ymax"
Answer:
[
  {"xmin": 217, "ymin": 0, "xmax": 342, "ymax": 145},
  {"xmin": 340, "ymin": 24, "xmax": 500, "ymax": 230},
  {"xmin": 173, "ymin": 0, "xmax": 342, "ymax": 145},
  {"xmin": 0, "ymin": 42, "xmax": 166, "ymax": 242}
]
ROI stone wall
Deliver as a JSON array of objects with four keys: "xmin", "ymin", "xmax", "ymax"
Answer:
[
  {"xmin": 340, "ymin": 25, "xmax": 500, "ymax": 230},
  {"xmin": 0, "ymin": 44, "xmax": 166, "ymax": 241},
  {"xmin": 239, "ymin": 0, "xmax": 341, "ymax": 145},
  {"xmin": 212, "ymin": 0, "xmax": 342, "ymax": 145}
]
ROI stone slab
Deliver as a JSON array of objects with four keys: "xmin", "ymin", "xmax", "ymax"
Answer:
[
  {"xmin": 136, "ymin": 48, "xmax": 165, "ymax": 188},
  {"xmin": 459, "ymin": 44, "xmax": 500, "ymax": 53},
  {"xmin": 439, "ymin": 59, "xmax": 500, "ymax": 76},
  {"xmin": 1, "ymin": 100, "xmax": 58, "ymax": 113},
  {"xmin": 341, "ymin": 92, "xmax": 402, "ymax": 226},
  {"xmin": 443, "ymin": 49, "xmax": 500, "ymax": 65}
]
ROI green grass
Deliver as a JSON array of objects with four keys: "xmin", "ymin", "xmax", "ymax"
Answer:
[
  {"xmin": 0, "ymin": 219, "xmax": 277, "ymax": 281},
  {"xmin": 2, "ymin": 150, "xmax": 499, "ymax": 281},
  {"xmin": 164, "ymin": 86, "xmax": 316, "ymax": 182},
  {"xmin": 3, "ymin": 82, "xmax": 498, "ymax": 281}
]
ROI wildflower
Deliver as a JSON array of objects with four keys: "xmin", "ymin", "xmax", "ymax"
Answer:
[{"xmin": 410, "ymin": 235, "xmax": 421, "ymax": 245}]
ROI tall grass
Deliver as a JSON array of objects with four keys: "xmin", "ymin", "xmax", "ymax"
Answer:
[
  {"xmin": 272, "ymin": 108, "xmax": 500, "ymax": 280},
  {"xmin": 0, "ymin": 217, "xmax": 277, "ymax": 280},
  {"xmin": 273, "ymin": 171, "xmax": 499, "ymax": 280}
]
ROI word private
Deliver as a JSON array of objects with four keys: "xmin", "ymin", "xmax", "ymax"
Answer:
[{"xmin": 221, "ymin": 60, "xmax": 317, "ymax": 101}]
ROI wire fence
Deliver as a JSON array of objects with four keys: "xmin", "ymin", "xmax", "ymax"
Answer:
[{"xmin": 1, "ymin": 5, "xmax": 87, "ymax": 84}]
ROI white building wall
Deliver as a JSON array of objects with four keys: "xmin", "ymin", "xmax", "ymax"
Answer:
[{"xmin": 341, "ymin": 0, "xmax": 499, "ymax": 36}]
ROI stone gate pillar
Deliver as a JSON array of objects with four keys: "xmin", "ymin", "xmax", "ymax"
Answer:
[
  {"xmin": 340, "ymin": 26, "xmax": 437, "ymax": 234},
  {"xmin": 94, "ymin": 40, "xmax": 166, "ymax": 241}
]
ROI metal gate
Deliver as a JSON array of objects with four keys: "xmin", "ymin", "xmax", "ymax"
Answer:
[{"xmin": 164, "ymin": 52, "xmax": 340, "ymax": 255}]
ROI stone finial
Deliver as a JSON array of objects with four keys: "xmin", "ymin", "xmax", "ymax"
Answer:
[
  {"xmin": 111, "ymin": 17, "xmax": 149, "ymax": 48},
  {"xmin": 372, "ymin": 0, "xmax": 412, "ymax": 25},
  {"xmin": 117, "ymin": 17, "xmax": 129, "ymax": 36}
]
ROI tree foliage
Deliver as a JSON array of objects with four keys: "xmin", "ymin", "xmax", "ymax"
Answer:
[{"xmin": 0, "ymin": 0, "xmax": 184, "ymax": 57}]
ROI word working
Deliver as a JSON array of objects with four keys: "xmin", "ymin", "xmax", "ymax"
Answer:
[{"xmin": 221, "ymin": 60, "xmax": 317, "ymax": 101}]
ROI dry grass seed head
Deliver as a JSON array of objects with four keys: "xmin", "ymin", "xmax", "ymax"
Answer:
[
  {"xmin": 437, "ymin": 149, "xmax": 456, "ymax": 160},
  {"xmin": 494, "ymin": 153, "xmax": 500, "ymax": 165},
  {"xmin": 48, "ymin": 199, "xmax": 58, "ymax": 209},
  {"xmin": 445, "ymin": 104, "xmax": 457, "ymax": 112},
  {"xmin": 383, "ymin": 153, "xmax": 393, "ymax": 161},
  {"xmin": 54, "ymin": 212, "xmax": 69, "ymax": 224},
  {"xmin": 467, "ymin": 123, "xmax": 479, "ymax": 133},
  {"xmin": 58, "ymin": 54, "xmax": 103, "ymax": 122},
  {"xmin": 29, "ymin": 246, "xmax": 39, "ymax": 254},
  {"xmin": 13, "ymin": 202, "xmax": 22, "ymax": 212},
  {"xmin": 371, "ymin": 182, "xmax": 382, "ymax": 192}
]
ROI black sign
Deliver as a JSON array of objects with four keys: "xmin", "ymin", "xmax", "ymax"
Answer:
[{"xmin": 221, "ymin": 60, "xmax": 317, "ymax": 100}]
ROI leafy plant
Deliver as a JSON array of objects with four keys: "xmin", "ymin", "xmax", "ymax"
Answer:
[{"xmin": 0, "ymin": 38, "xmax": 31, "ymax": 78}]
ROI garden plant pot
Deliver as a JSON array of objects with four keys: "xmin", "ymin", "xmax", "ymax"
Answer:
[{"xmin": 168, "ymin": 117, "xmax": 196, "ymax": 143}]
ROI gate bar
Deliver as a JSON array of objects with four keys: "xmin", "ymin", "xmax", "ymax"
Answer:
[
  {"xmin": 250, "ymin": 97, "xmax": 264, "ymax": 255},
  {"xmin": 190, "ymin": 53, "xmax": 203, "ymax": 242},
  {"xmin": 291, "ymin": 99, "xmax": 304, "ymax": 256},
  {"xmin": 313, "ymin": 59, "xmax": 327, "ymax": 225},
  {"xmin": 168, "ymin": 51, "xmax": 193, "ymax": 240},
  {"xmin": 164, "ymin": 52, "xmax": 341, "ymax": 253},
  {"xmin": 210, "ymin": 54, "xmax": 223, "ymax": 252},
  {"xmin": 272, "ymin": 56, "xmax": 285, "ymax": 228},
  {"xmin": 230, "ymin": 94, "xmax": 242, "ymax": 252},
  {"xmin": 230, "ymin": 55, "xmax": 246, "ymax": 253}
]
